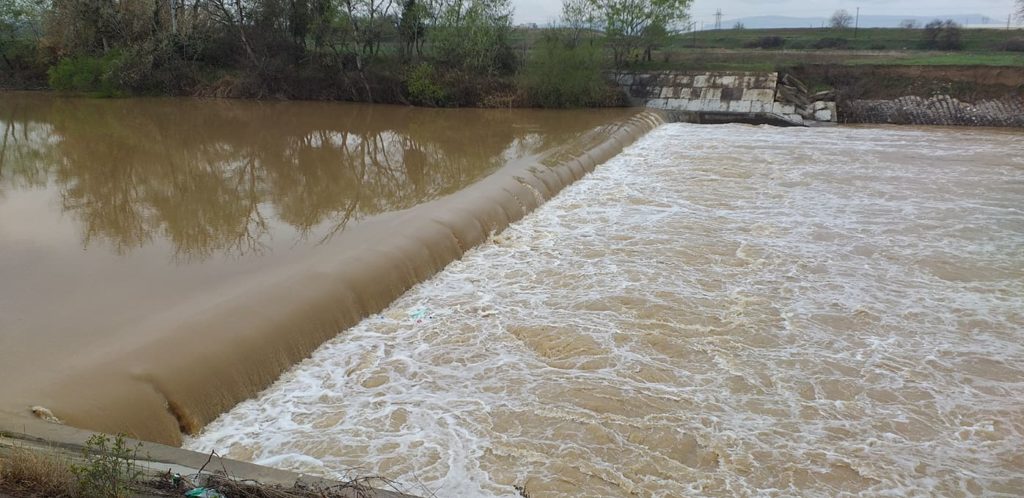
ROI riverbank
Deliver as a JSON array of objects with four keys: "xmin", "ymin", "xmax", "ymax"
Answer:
[
  {"xmin": 617, "ymin": 66, "xmax": 1024, "ymax": 128},
  {"xmin": 6, "ymin": 61, "xmax": 1022, "ymax": 128},
  {"xmin": 0, "ymin": 418, "xmax": 411, "ymax": 497}
]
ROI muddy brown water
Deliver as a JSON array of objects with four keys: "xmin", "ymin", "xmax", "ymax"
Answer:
[
  {"xmin": 187, "ymin": 123, "xmax": 1024, "ymax": 497},
  {"xmin": 0, "ymin": 92, "xmax": 659, "ymax": 444}
]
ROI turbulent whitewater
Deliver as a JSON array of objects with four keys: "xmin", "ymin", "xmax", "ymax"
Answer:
[{"xmin": 188, "ymin": 124, "xmax": 1024, "ymax": 497}]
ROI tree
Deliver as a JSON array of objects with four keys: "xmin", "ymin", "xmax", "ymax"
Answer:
[
  {"xmin": 1, "ymin": 0, "xmax": 47, "ymax": 70},
  {"xmin": 430, "ymin": 0, "xmax": 516, "ymax": 75},
  {"xmin": 561, "ymin": 0, "xmax": 595, "ymax": 47},
  {"xmin": 922, "ymin": 19, "xmax": 962, "ymax": 50},
  {"xmin": 398, "ymin": 0, "xmax": 428, "ymax": 58},
  {"xmin": 830, "ymin": 9, "xmax": 852, "ymax": 29},
  {"xmin": 590, "ymin": 0, "xmax": 691, "ymax": 67},
  {"xmin": 1017, "ymin": 0, "xmax": 1023, "ymax": 22},
  {"xmin": 732, "ymin": 21, "xmax": 744, "ymax": 29},
  {"xmin": 898, "ymin": 19, "xmax": 918, "ymax": 29}
]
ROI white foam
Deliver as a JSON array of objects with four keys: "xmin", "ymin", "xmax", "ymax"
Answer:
[{"xmin": 187, "ymin": 124, "xmax": 1024, "ymax": 497}]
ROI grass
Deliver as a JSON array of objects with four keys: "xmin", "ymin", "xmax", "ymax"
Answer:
[
  {"xmin": 0, "ymin": 434, "xmax": 404, "ymax": 498},
  {"xmin": 846, "ymin": 53, "xmax": 1024, "ymax": 66},
  {"xmin": 630, "ymin": 27, "xmax": 1024, "ymax": 72},
  {"xmin": 0, "ymin": 445, "xmax": 77, "ymax": 497},
  {"xmin": 676, "ymin": 27, "xmax": 1024, "ymax": 52}
]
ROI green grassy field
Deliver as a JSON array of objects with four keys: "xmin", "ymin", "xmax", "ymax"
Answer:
[
  {"xmin": 845, "ymin": 53, "xmax": 1024, "ymax": 66},
  {"xmin": 643, "ymin": 27, "xmax": 1024, "ymax": 71},
  {"xmin": 676, "ymin": 27, "xmax": 1024, "ymax": 52}
]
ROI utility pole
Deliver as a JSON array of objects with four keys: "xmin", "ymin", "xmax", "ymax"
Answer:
[
  {"xmin": 715, "ymin": 9, "xmax": 722, "ymax": 30},
  {"xmin": 854, "ymin": 7, "xmax": 860, "ymax": 39}
]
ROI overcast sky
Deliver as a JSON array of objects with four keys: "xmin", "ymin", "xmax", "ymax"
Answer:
[{"xmin": 511, "ymin": 0, "xmax": 1017, "ymax": 25}]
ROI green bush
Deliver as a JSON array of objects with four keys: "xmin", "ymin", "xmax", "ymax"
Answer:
[
  {"xmin": 429, "ymin": 0, "xmax": 517, "ymax": 75},
  {"xmin": 47, "ymin": 53, "xmax": 123, "ymax": 96},
  {"xmin": 518, "ymin": 36, "xmax": 614, "ymax": 108},
  {"xmin": 742, "ymin": 36, "xmax": 785, "ymax": 49},
  {"xmin": 1003, "ymin": 38, "xmax": 1024, "ymax": 52},
  {"xmin": 922, "ymin": 20, "xmax": 963, "ymax": 50},
  {"xmin": 812, "ymin": 37, "xmax": 849, "ymax": 49},
  {"xmin": 71, "ymin": 433, "xmax": 144, "ymax": 498},
  {"xmin": 405, "ymin": 63, "xmax": 449, "ymax": 106}
]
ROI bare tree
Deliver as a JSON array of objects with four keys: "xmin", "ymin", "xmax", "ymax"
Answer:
[
  {"xmin": 830, "ymin": 9, "xmax": 852, "ymax": 29},
  {"xmin": 898, "ymin": 19, "xmax": 918, "ymax": 29},
  {"xmin": 1017, "ymin": 0, "xmax": 1023, "ymax": 21},
  {"xmin": 561, "ymin": 0, "xmax": 595, "ymax": 46}
]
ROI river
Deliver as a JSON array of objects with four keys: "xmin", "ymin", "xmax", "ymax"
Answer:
[
  {"xmin": 187, "ymin": 123, "xmax": 1024, "ymax": 497},
  {"xmin": 0, "ymin": 93, "xmax": 649, "ymax": 443}
]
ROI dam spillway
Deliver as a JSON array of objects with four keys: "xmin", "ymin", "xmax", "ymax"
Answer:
[
  {"xmin": 0, "ymin": 93, "xmax": 661, "ymax": 445},
  {"xmin": 188, "ymin": 123, "xmax": 1024, "ymax": 496}
]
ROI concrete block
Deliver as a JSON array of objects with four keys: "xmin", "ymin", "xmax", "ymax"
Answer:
[
  {"xmin": 718, "ymin": 75, "xmax": 738, "ymax": 88},
  {"xmin": 644, "ymin": 99, "xmax": 667, "ymax": 109},
  {"xmin": 773, "ymin": 102, "xmax": 796, "ymax": 115},
  {"xmin": 743, "ymin": 89, "xmax": 776, "ymax": 103},
  {"xmin": 785, "ymin": 114, "xmax": 805, "ymax": 125},
  {"xmin": 660, "ymin": 87, "xmax": 673, "ymax": 99},
  {"xmin": 700, "ymin": 88, "xmax": 723, "ymax": 101},
  {"xmin": 693, "ymin": 75, "xmax": 710, "ymax": 88},
  {"xmin": 686, "ymin": 99, "xmax": 705, "ymax": 112},
  {"xmin": 728, "ymin": 100, "xmax": 753, "ymax": 113},
  {"xmin": 676, "ymin": 75, "xmax": 693, "ymax": 86},
  {"xmin": 703, "ymin": 100, "xmax": 728, "ymax": 112},
  {"xmin": 814, "ymin": 109, "xmax": 833, "ymax": 122},
  {"xmin": 669, "ymin": 99, "xmax": 691, "ymax": 111},
  {"xmin": 749, "ymin": 100, "xmax": 768, "ymax": 113}
]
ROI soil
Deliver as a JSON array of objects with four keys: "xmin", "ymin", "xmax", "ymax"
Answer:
[{"xmin": 789, "ymin": 64, "xmax": 1024, "ymax": 103}]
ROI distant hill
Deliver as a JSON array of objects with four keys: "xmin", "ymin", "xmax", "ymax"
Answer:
[{"xmin": 722, "ymin": 14, "xmax": 1002, "ymax": 30}]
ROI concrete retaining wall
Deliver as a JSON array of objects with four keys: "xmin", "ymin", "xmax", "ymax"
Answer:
[
  {"xmin": 617, "ymin": 71, "xmax": 837, "ymax": 127},
  {"xmin": 844, "ymin": 95, "xmax": 1024, "ymax": 127}
]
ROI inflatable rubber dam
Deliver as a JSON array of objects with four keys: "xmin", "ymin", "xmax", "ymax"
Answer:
[{"xmin": 0, "ymin": 93, "xmax": 663, "ymax": 445}]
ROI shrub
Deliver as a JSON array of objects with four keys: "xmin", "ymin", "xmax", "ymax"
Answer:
[
  {"xmin": 0, "ymin": 446, "xmax": 76, "ymax": 497},
  {"xmin": 47, "ymin": 53, "xmax": 122, "ymax": 96},
  {"xmin": 922, "ymin": 20, "xmax": 963, "ymax": 50},
  {"xmin": 517, "ymin": 36, "xmax": 614, "ymax": 108},
  {"xmin": 1001, "ymin": 37, "xmax": 1024, "ymax": 52},
  {"xmin": 71, "ymin": 433, "xmax": 144, "ymax": 498},
  {"xmin": 812, "ymin": 37, "xmax": 849, "ymax": 49},
  {"xmin": 405, "ymin": 63, "xmax": 449, "ymax": 106},
  {"xmin": 429, "ymin": 0, "xmax": 517, "ymax": 76},
  {"xmin": 742, "ymin": 36, "xmax": 785, "ymax": 49}
]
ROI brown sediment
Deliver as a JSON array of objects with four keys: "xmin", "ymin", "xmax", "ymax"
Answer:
[{"xmin": 3, "ymin": 105, "xmax": 663, "ymax": 445}]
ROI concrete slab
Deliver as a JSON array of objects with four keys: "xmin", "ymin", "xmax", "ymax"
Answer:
[{"xmin": 0, "ymin": 417, "xmax": 413, "ymax": 498}]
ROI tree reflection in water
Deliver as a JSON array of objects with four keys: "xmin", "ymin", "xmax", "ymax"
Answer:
[{"xmin": 0, "ymin": 95, "xmax": 630, "ymax": 261}]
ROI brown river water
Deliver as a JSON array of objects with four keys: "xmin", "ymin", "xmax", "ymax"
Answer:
[
  {"xmin": 0, "ymin": 92, "xmax": 653, "ymax": 444},
  {"xmin": 185, "ymin": 124, "xmax": 1024, "ymax": 497},
  {"xmin": 2, "ymin": 93, "xmax": 1022, "ymax": 497}
]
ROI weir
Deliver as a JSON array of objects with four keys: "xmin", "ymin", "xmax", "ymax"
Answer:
[{"xmin": 0, "ymin": 96, "xmax": 664, "ymax": 446}]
